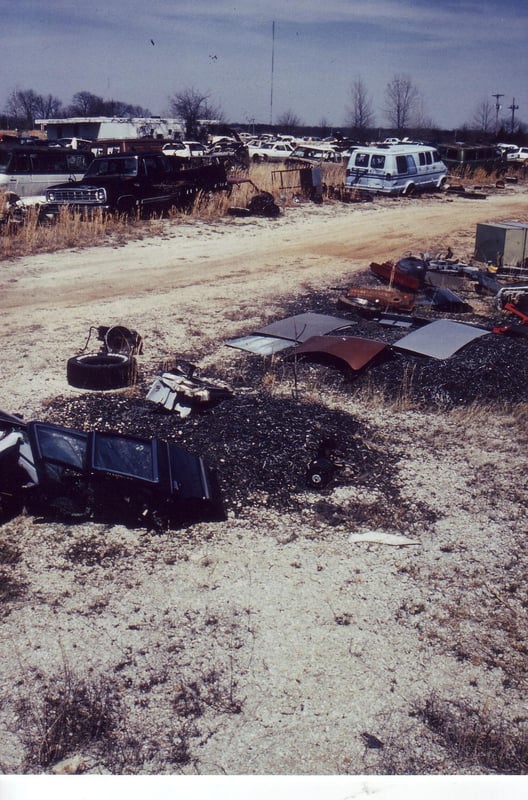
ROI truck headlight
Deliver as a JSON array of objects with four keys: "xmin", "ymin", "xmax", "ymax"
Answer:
[
  {"xmin": 47, "ymin": 191, "xmax": 55, "ymax": 202},
  {"xmin": 95, "ymin": 188, "xmax": 106, "ymax": 202}
]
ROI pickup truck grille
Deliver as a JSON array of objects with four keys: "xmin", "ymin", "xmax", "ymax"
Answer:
[{"xmin": 47, "ymin": 187, "xmax": 102, "ymax": 203}]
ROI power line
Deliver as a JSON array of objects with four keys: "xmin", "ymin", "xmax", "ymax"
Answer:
[
  {"xmin": 509, "ymin": 97, "xmax": 519, "ymax": 133},
  {"xmin": 492, "ymin": 93, "xmax": 504, "ymax": 136}
]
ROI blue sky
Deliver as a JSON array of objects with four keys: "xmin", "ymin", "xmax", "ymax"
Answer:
[{"xmin": 2, "ymin": 0, "xmax": 527, "ymax": 131}]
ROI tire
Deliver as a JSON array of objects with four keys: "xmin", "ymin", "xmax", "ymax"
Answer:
[
  {"xmin": 402, "ymin": 183, "xmax": 416, "ymax": 196},
  {"xmin": 67, "ymin": 353, "xmax": 137, "ymax": 390},
  {"xmin": 306, "ymin": 459, "xmax": 335, "ymax": 489}
]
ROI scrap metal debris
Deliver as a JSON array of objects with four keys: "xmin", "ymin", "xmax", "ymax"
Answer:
[
  {"xmin": 146, "ymin": 364, "xmax": 233, "ymax": 417},
  {"xmin": 290, "ymin": 335, "xmax": 388, "ymax": 372},
  {"xmin": 0, "ymin": 409, "xmax": 222, "ymax": 527},
  {"xmin": 393, "ymin": 319, "xmax": 490, "ymax": 359}
]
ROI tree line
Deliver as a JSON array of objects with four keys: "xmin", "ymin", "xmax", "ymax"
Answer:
[{"xmin": 2, "ymin": 77, "xmax": 525, "ymax": 141}]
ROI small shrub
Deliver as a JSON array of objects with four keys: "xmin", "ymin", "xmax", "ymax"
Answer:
[
  {"xmin": 416, "ymin": 693, "xmax": 528, "ymax": 773},
  {"xmin": 18, "ymin": 666, "xmax": 122, "ymax": 768}
]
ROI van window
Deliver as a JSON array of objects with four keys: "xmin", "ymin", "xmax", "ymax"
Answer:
[
  {"xmin": 396, "ymin": 155, "xmax": 417, "ymax": 175},
  {"xmin": 354, "ymin": 152, "xmax": 369, "ymax": 168},
  {"xmin": 371, "ymin": 155, "xmax": 385, "ymax": 169},
  {"xmin": 433, "ymin": 150, "xmax": 442, "ymax": 162},
  {"xmin": 12, "ymin": 153, "xmax": 31, "ymax": 173},
  {"xmin": 0, "ymin": 150, "xmax": 13, "ymax": 171}
]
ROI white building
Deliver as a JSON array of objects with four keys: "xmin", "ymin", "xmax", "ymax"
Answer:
[{"xmin": 35, "ymin": 116, "xmax": 185, "ymax": 142}]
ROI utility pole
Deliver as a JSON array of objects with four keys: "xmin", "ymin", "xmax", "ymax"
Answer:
[
  {"xmin": 270, "ymin": 20, "xmax": 275, "ymax": 127},
  {"xmin": 492, "ymin": 93, "xmax": 504, "ymax": 136},
  {"xmin": 509, "ymin": 97, "xmax": 519, "ymax": 134}
]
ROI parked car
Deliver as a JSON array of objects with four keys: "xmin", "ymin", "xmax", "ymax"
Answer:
[
  {"xmin": 436, "ymin": 143, "xmax": 502, "ymax": 172},
  {"xmin": 285, "ymin": 145, "xmax": 343, "ymax": 166},
  {"xmin": 44, "ymin": 152, "xmax": 229, "ymax": 217},
  {"xmin": 161, "ymin": 141, "xmax": 206, "ymax": 158},
  {"xmin": 507, "ymin": 146, "xmax": 528, "ymax": 161},
  {"xmin": 345, "ymin": 143, "xmax": 447, "ymax": 195},
  {"xmin": 247, "ymin": 141, "xmax": 294, "ymax": 162},
  {"xmin": 0, "ymin": 145, "xmax": 93, "ymax": 203}
]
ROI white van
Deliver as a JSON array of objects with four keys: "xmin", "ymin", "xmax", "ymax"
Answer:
[
  {"xmin": 345, "ymin": 143, "xmax": 447, "ymax": 195},
  {"xmin": 0, "ymin": 146, "xmax": 92, "ymax": 204}
]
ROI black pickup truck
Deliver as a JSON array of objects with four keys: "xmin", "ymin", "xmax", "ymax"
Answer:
[{"xmin": 44, "ymin": 152, "xmax": 229, "ymax": 216}]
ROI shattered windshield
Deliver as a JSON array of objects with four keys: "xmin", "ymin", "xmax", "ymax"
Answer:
[{"xmin": 33, "ymin": 424, "xmax": 88, "ymax": 470}]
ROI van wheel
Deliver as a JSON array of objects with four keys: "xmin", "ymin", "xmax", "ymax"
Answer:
[
  {"xmin": 402, "ymin": 183, "xmax": 416, "ymax": 196},
  {"xmin": 67, "ymin": 353, "xmax": 137, "ymax": 390}
]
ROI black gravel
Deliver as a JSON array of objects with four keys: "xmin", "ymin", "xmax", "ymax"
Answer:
[{"xmin": 43, "ymin": 274, "xmax": 528, "ymax": 519}]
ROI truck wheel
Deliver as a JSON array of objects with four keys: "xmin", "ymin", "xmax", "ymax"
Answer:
[{"xmin": 67, "ymin": 353, "xmax": 137, "ymax": 390}]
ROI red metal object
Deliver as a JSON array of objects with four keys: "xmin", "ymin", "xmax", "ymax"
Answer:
[
  {"xmin": 344, "ymin": 285, "xmax": 415, "ymax": 312},
  {"xmin": 370, "ymin": 261, "xmax": 421, "ymax": 292},
  {"xmin": 504, "ymin": 302, "xmax": 528, "ymax": 323}
]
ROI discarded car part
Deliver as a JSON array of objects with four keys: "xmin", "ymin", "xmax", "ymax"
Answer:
[
  {"xmin": 246, "ymin": 192, "xmax": 281, "ymax": 217},
  {"xmin": 228, "ymin": 191, "xmax": 281, "ymax": 218},
  {"xmin": 290, "ymin": 336, "xmax": 388, "ymax": 371},
  {"xmin": 503, "ymin": 302, "xmax": 528, "ymax": 324},
  {"xmin": 393, "ymin": 319, "xmax": 490, "ymax": 359},
  {"xmin": 474, "ymin": 270, "xmax": 504, "ymax": 295},
  {"xmin": 305, "ymin": 438, "xmax": 342, "ymax": 489},
  {"xmin": 67, "ymin": 353, "xmax": 137, "ymax": 390},
  {"xmin": 98, "ymin": 325, "xmax": 143, "ymax": 355},
  {"xmin": 495, "ymin": 285, "xmax": 528, "ymax": 312},
  {"xmin": 256, "ymin": 312, "xmax": 354, "ymax": 343},
  {"xmin": 372, "ymin": 312, "xmax": 430, "ymax": 328},
  {"xmin": 0, "ymin": 411, "xmax": 223, "ymax": 526},
  {"xmin": 370, "ymin": 260, "xmax": 424, "ymax": 291},
  {"xmin": 146, "ymin": 366, "xmax": 233, "ymax": 417},
  {"xmin": 422, "ymin": 287, "xmax": 472, "ymax": 313},
  {"xmin": 341, "ymin": 286, "xmax": 415, "ymax": 312},
  {"xmin": 225, "ymin": 334, "xmax": 297, "ymax": 356}
]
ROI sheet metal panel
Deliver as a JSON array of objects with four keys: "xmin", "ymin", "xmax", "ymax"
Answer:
[
  {"xmin": 256, "ymin": 312, "xmax": 354, "ymax": 342},
  {"xmin": 225, "ymin": 334, "xmax": 296, "ymax": 355},
  {"xmin": 393, "ymin": 319, "xmax": 489, "ymax": 359},
  {"xmin": 291, "ymin": 336, "xmax": 387, "ymax": 370}
]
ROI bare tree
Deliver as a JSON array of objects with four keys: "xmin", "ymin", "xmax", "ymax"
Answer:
[
  {"xmin": 472, "ymin": 99, "xmax": 494, "ymax": 134},
  {"xmin": 5, "ymin": 89, "xmax": 61, "ymax": 128},
  {"xmin": 68, "ymin": 91, "xmax": 106, "ymax": 116},
  {"xmin": 346, "ymin": 76, "xmax": 374, "ymax": 136},
  {"xmin": 276, "ymin": 109, "xmax": 303, "ymax": 133},
  {"xmin": 67, "ymin": 91, "xmax": 150, "ymax": 118},
  {"xmin": 169, "ymin": 88, "xmax": 223, "ymax": 138},
  {"xmin": 384, "ymin": 74, "xmax": 419, "ymax": 133}
]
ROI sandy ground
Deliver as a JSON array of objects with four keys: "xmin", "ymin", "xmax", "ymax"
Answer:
[{"xmin": 1, "ymin": 186, "xmax": 528, "ymax": 776}]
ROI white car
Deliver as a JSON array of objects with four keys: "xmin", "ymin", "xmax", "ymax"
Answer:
[
  {"xmin": 507, "ymin": 146, "xmax": 528, "ymax": 161},
  {"xmin": 162, "ymin": 141, "xmax": 206, "ymax": 158},
  {"xmin": 247, "ymin": 141, "xmax": 294, "ymax": 162}
]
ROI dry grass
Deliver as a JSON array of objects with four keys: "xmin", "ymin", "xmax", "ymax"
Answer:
[
  {"xmin": 1, "ymin": 161, "xmax": 348, "ymax": 261},
  {"xmin": 415, "ymin": 693, "xmax": 528, "ymax": 773},
  {"xmin": 18, "ymin": 664, "xmax": 122, "ymax": 769}
]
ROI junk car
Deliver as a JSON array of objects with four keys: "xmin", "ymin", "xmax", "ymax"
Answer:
[
  {"xmin": 44, "ymin": 152, "xmax": 229, "ymax": 217},
  {"xmin": 345, "ymin": 144, "xmax": 447, "ymax": 195},
  {"xmin": 0, "ymin": 410, "xmax": 223, "ymax": 527}
]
